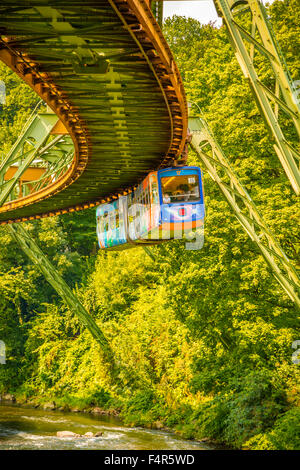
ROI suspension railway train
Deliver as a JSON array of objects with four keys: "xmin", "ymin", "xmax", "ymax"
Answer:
[{"xmin": 96, "ymin": 166, "xmax": 205, "ymax": 250}]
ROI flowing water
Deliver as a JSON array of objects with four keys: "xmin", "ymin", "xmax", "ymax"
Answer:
[{"xmin": 0, "ymin": 404, "xmax": 213, "ymax": 450}]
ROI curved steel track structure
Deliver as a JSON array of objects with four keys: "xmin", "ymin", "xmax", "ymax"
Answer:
[{"xmin": 0, "ymin": 0, "xmax": 187, "ymax": 224}]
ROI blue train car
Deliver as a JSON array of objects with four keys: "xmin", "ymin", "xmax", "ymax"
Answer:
[{"xmin": 96, "ymin": 166, "xmax": 205, "ymax": 250}]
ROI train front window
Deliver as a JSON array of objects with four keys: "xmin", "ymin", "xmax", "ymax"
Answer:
[{"xmin": 161, "ymin": 174, "xmax": 200, "ymax": 203}]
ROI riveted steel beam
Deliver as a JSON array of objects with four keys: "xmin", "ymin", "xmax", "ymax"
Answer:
[{"xmin": 214, "ymin": 0, "xmax": 300, "ymax": 194}]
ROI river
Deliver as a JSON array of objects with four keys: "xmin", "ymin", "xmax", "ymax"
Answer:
[{"xmin": 0, "ymin": 404, "xmax": 213, "ymax": 450}]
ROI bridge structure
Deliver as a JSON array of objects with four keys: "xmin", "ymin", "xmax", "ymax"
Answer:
[{"xmin": 0, "ymin": 0, "xmax": 299, "ymax": 347}]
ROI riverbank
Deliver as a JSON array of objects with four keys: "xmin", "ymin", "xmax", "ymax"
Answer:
[
  {"xmin": 0, "ymin": 393, "xmax": 120, "ymax": 417},
  {"xmin": 0, "ymin": 394, "xmax": 222, "ymax": 449},
  {"xmin": 0, "ymin": 402, "xmax": 216, "ymax": 450}
]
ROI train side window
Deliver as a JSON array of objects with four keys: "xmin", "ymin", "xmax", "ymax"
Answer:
[
  {"xmin": 146, "ymin": 185, "xmax": 150, "ymax": 207},
  {"xmin": 151, "ymin": 181, "xmax": 159, "ymax": 204}
]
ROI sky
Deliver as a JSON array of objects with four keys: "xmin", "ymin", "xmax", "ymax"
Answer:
[
  {"xmin": 163, "ymin": 1, "xmax": 222, "ymax": 26},
  {"xmin": 163, "ymin": 0, "xmax": 276, "ymax": 26}
]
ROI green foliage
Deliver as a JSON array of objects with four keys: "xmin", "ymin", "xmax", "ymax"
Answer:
[
  {"xmin": 223, "ymin": 371, "xmax": 286, "ymax": 446},
  {"xmin": 0, "ymin": 61, "xmax": 39, "ymax": 163},
  {"xmin": 245, "ymin": 408, "xmax": 300, "ymax": 450}
]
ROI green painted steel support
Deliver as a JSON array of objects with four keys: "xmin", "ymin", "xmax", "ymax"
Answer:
[
  {"xmin": 143, "ymin": 245, "xmax": 156, "ymax": 261},
  {"xmin": 0, "ymin": 111, "xmax": 59, "ymax": 205},
  {"xmin": 0, "ymin": 112, "xmax": 58, "ymax": 183},
  {"xmin": 0, "ymin": 134, "xmax": 64, "ymax": 206},
  {"xmin": 7, "ymin": 222, "xmax": 112, "ymax": 354},
  {"xmin": 214, "ymin": 0, "xmax": 300, "ymax": 195},
  {"xmin": 24, "ymin": 147, "xmax": 73, "ymax": 195},
  {"xmin": 189, "ymin": 116, "xmax": 300, "ymax": 309}
]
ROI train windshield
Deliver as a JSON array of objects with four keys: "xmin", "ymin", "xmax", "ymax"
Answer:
[{"xmin": 161, "ymin": 173, "xmax": 200, "ymax": 203}]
